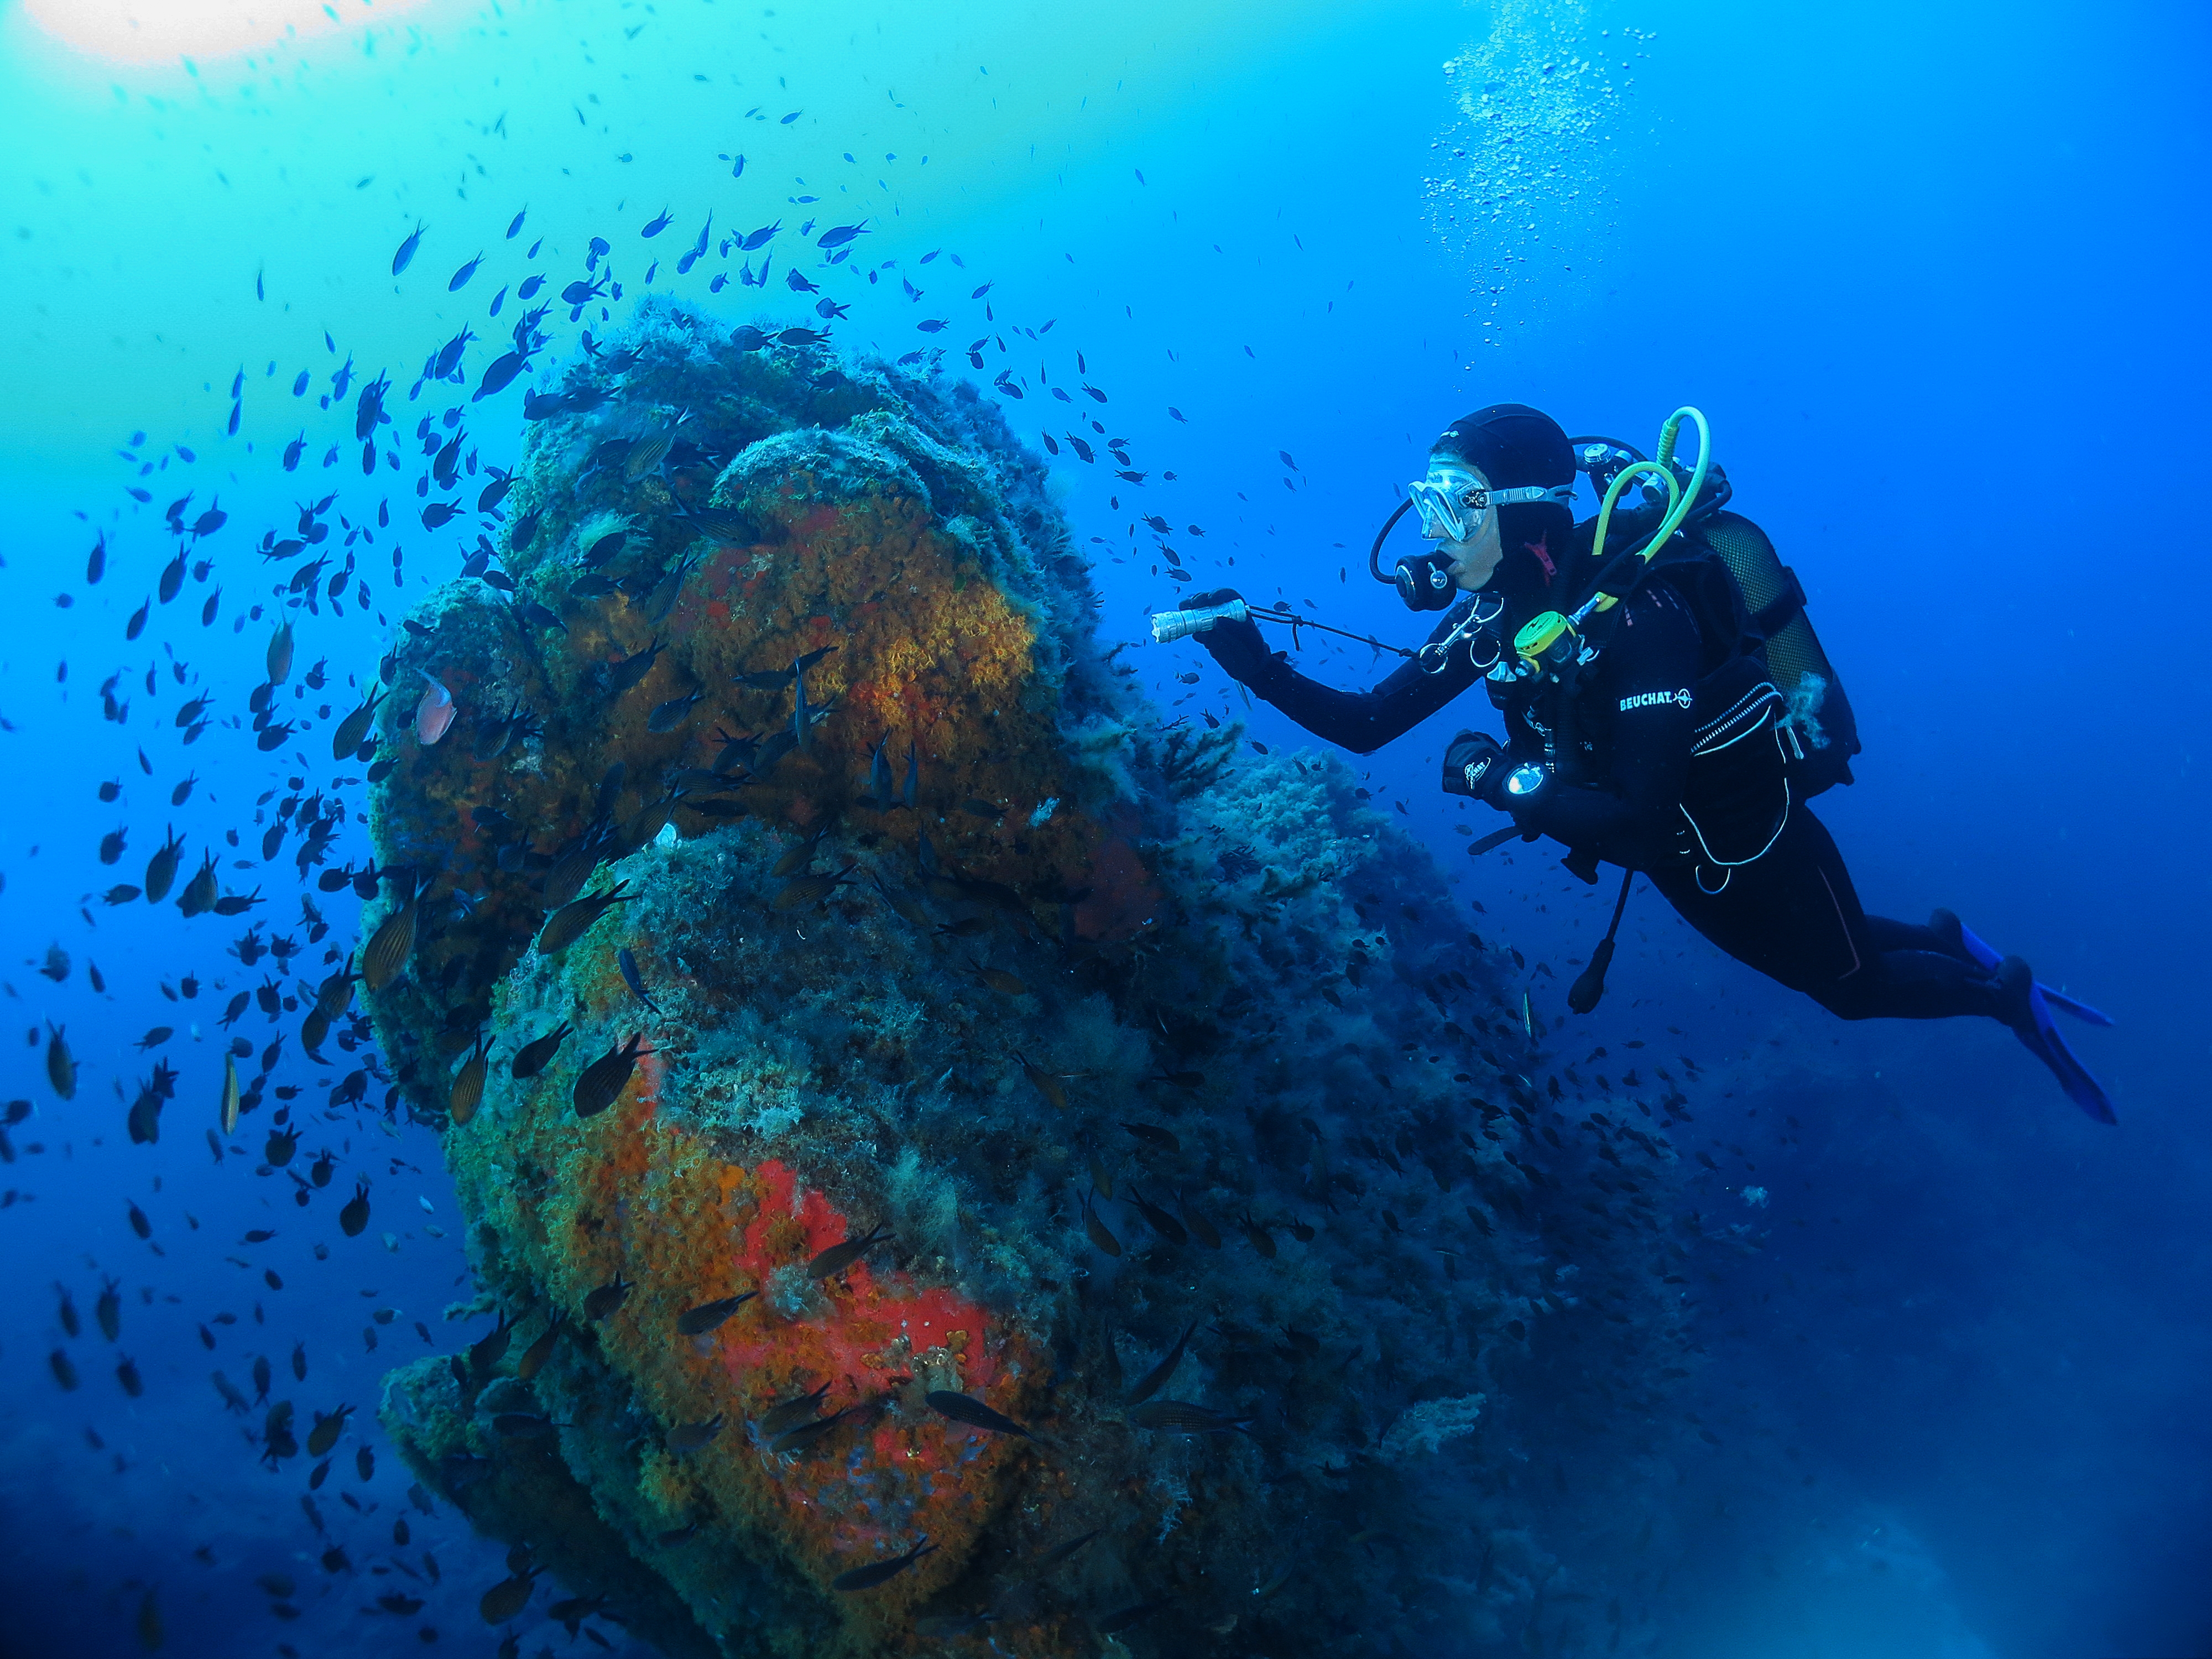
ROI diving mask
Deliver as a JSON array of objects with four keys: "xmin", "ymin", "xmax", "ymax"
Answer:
[{"xmin": 1408, "ymin": 477, "xmax": 1574, "ymax": 545}]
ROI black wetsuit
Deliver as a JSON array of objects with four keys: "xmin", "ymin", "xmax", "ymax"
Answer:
[{"xmin": 1208, "ymin": 573, "xmax": 2008, "ymax": 1026}]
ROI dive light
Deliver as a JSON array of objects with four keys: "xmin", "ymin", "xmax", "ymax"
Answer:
[
  {"xmin": 1151, "ymin": 597, "xmax": 1249, "ymax": 644},
  {"xmin": 1503, "ymin": 762, "xmax": 1548, "ymax": 798}
]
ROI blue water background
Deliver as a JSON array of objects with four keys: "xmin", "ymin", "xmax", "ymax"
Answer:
[{"xmin": 0, "ymin": 1, "xmax": 2205, "ymax": 1653}]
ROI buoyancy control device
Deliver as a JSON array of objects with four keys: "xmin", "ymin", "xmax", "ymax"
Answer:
[{"xmin": 1565, "ymin": 422, "xmax": 1861, "ymax": 800}]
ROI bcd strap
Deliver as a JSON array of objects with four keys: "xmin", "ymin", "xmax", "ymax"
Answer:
[{"xmin": 1749, "ymin": 564, "xmax": 1808, "ymax": 639}]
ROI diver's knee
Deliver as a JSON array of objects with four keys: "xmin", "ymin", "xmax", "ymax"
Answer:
[{"xmin": 1806, "ymin": 982, "xmax": 1881, "ymax": 1021}]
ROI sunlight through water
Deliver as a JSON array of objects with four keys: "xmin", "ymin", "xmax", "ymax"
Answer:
[{"xmin": 20, "ymin": 0, "xmax": 439, "ymax": 64}]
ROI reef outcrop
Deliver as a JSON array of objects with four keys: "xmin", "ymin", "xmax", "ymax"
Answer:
[{"xmin": 364, "ymin": 299, "xmax": 1693, "ymax": 1656}]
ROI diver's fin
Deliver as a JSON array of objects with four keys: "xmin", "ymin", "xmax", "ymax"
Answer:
[
  {"xmin": 1932, "ymin": 909, "xmax": 2112, "ymax": 1027},
  {"xmin": 1936, "ymin": 914, "xmax": 2117, "ymax": 1124},
  {"xmin": 2035, "ymin": 985, "xmax": 2114, "ymax": 1028}
]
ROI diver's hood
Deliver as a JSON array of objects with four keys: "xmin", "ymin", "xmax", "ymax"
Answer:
[{"xmin": 1432, "ymin": 403, "xmax": 1577, "ymax": 605}]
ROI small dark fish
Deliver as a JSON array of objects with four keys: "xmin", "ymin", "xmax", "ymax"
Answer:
[
  {"xmin": 266, "ymin": 620, "xmax": 295, "ymax": 684},
  {"xmin": 769, "ymin": 1406, "xmax": 858, "ymax": 1456},
  {"xmin": 685, "ymin": 504, "xmax": 755, "ymax": 543},
  {"xmin": 339, "ymin": 1180, "xmax": 371, "ymax": 1238},
  {"xmin": 361, "ymin": 896, "xmax": 418, "ymax": 990},
  {"xmin": 479, "ymin": 1569, "xmax": 539, "ymax": 1624},
  {"xmin": 55, "ymin": 1287, "xmax": 80, "ymax": 1338},
  {"xmin": 115, "ymin": 1356, "xmax": 145, "ymax": 1397},
  {"xmin": 467, "ymin": 1310, "xmax": 513, "ymax": 1380},
  {"xmin": 675, "ymin": 1292, "xmax": 756, "ymax": 1335},
  {"xmin": 640, "ymin": 207, "xmax": 674, "ymax": 237},
  {"xmin": 1037, "ymin": 1527, "xmax": 1104, "ymax": 1569},
  {"xmin": 178, "ymin": 853, "xmax": 220, "ymax": 917},
  {"xmin": 1127, "ymin": 1400, "xmax": 1254, "ymax": 1436},
  {"xmin": 1120, "ymin": 1121, "xmax": 1181, "ymax": 1154},
  {"xmin": 306, "ymin": 1403, "xmax": 354, "ymax": 1457},
  {"xmin": 806, "ymin": 1223, "xmax": 889, "ymax": 1280},
  {"xmin": 572, "ymin": 1032, "xmax": 648, "ymax": 1118},
  {"xmin": 541, "ymin": 841, "xmax": 602, "ymax": 910},
  {"xmin": 771, "ymin": 832, "xmax": 826, "ymax": 878},
  {"xmin": 831, "ymin": 1536, "xmax": 935, "ymax": 1592},
  {"xmin": 510, "ymin": 1022, "xmax": 572, "ymax": 1080},
  {"xmin": 925, "ymin": 1390, "xmax": 1036, "ymax": 1441},
  {"xmin": 449, "ymin": 1032, "xmax": 490, "ymax": 1126},
  {"xmin": 96, "ymin": 1276, "xmax": 122, "ymax": 1341},
  {"xmin": 624, "ymin": 427, "xmax": 675, "ymax": 481},
  {"xmin": 581, "ymin": 524, "xmax": 628, "ymax": 565},
  {"xmin": 145, "ymin": 826, "xmax": 185, "ymax": 902},
  {"xmin": 538, "ymin": 881, "xmax": 632, "ymax": 955},
  {"xmin": 758, "ymin": 1383, "xmax": 832, "ymax": 1438},
  {"xmin": 127, "ymin": 1201, "xmax": 152, "ymax": 1239},
  {"xmin": 605, "ymin": 635, "xmax": 666, "ymax": 693},
  {"xmin": 646, "ymin": 687, "xmax": 705, "ymax": 733},
  {"xmin": 856, "ymin": 738, "xmax": 896, "ymax": 809},
  {"xmin": 1083, "ymin": 1193, "xmax": 1121, "ymax": 1258},
  {"xmin": 515, "ymin": 1318, "xmax": 560, "ymax": 1382},
  {"xmin": 331, "ymin": 690, "xmax": 384, "ymax": 760},
  {"xmin": 1124, "ymin": 1320, "xmax": 1197, "ymax": 1406},
  {"xmin": 582, "ymin": 1274, "xmax": 632, "ymax": 1321},
  {"xmin": 1095, "ymin": 1599, "xmax": 1171, "ymax": 1635},
  {"xmin": 392, "ymin": 220, "xmax": 425, "ymax": 276},
  {"xmin": 49, "ymin": 1349, "xmax": 79, "ymax": 1391},
  {"xmin": 666, "ymin": 1414, "xmax": 724, "ymax": 1453},
  {"xmin": 773, "ymin": 865, "xmax": 854, "ymax": 912},
  {"xmin": 46, "ymin": 1025, "xmax": 77, "ymax": 1100},
  {"xmin": 1123, "ymin": 1188, "xmax": 1186, "ymax": 1246}
]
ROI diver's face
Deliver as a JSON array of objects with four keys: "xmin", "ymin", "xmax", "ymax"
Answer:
[{"xmin": 1422, "ymin": 458, "xmax": 1505, "ymax": 591}]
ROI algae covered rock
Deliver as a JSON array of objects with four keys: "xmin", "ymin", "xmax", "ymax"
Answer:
[{"xmin": 364, "ymin": 299, "xmax": 1691, "ymax": 1656}]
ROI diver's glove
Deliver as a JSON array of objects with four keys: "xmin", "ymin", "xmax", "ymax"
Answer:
[
  {"xmin": 1442, "ymin": 729, "xmax": 1513, "ymax": 810},
  {"xmin": 1186, "ymin": 588, "xmax": 1276, "ymax": 686}
]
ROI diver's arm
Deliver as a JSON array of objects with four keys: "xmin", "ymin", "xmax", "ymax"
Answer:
[
  {"xmin": 1511, "ymin": 587, "xmax": 1701, "ymax": 863},
  {"xmin": 1193, "ymin": 593, "xmax": 1483, "ymax": 755}
]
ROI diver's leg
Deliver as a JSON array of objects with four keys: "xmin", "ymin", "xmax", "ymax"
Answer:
[
  {"xmin": 1650, "ymin": 816, "xmax": 2116, "ymax": 1118},
  {"xmin": 1864, "ymin": 915, "xmax": 1955, "ymax": 957},
  {"xmin": 1646, "ymin": 812, "xmax": 2004, "ymax": 1022}
]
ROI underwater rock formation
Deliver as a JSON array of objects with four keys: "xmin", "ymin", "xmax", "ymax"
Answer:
[{"xmin": 364, "ymin": 298, "xmax": 1694, "ymax": 1656}]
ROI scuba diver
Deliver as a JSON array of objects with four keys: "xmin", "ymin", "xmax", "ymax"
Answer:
[{"xmin": 1160, "ymin": 403, "xmax": 2114, "ymax": 1119}]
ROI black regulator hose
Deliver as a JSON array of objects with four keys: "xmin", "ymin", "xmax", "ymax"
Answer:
[{"xmin": 1367, "ymin": 498, "xmax": 1415, "ymax": 586}]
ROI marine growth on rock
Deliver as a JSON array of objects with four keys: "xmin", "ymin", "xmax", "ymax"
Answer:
[{"xmin": 363, "ymin": 299, "xmax": 1694, "ymax": 1657}]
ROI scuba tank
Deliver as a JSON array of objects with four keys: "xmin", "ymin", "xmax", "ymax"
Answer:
[{"xmin": 1567, "ymin": 433, "xmax": 1861, "ymax": 800}]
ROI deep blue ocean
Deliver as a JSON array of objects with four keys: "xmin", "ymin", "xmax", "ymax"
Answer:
[{"xmin": 1, "ymin": 1, "xmax": 2206, "ymax": 1655}]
